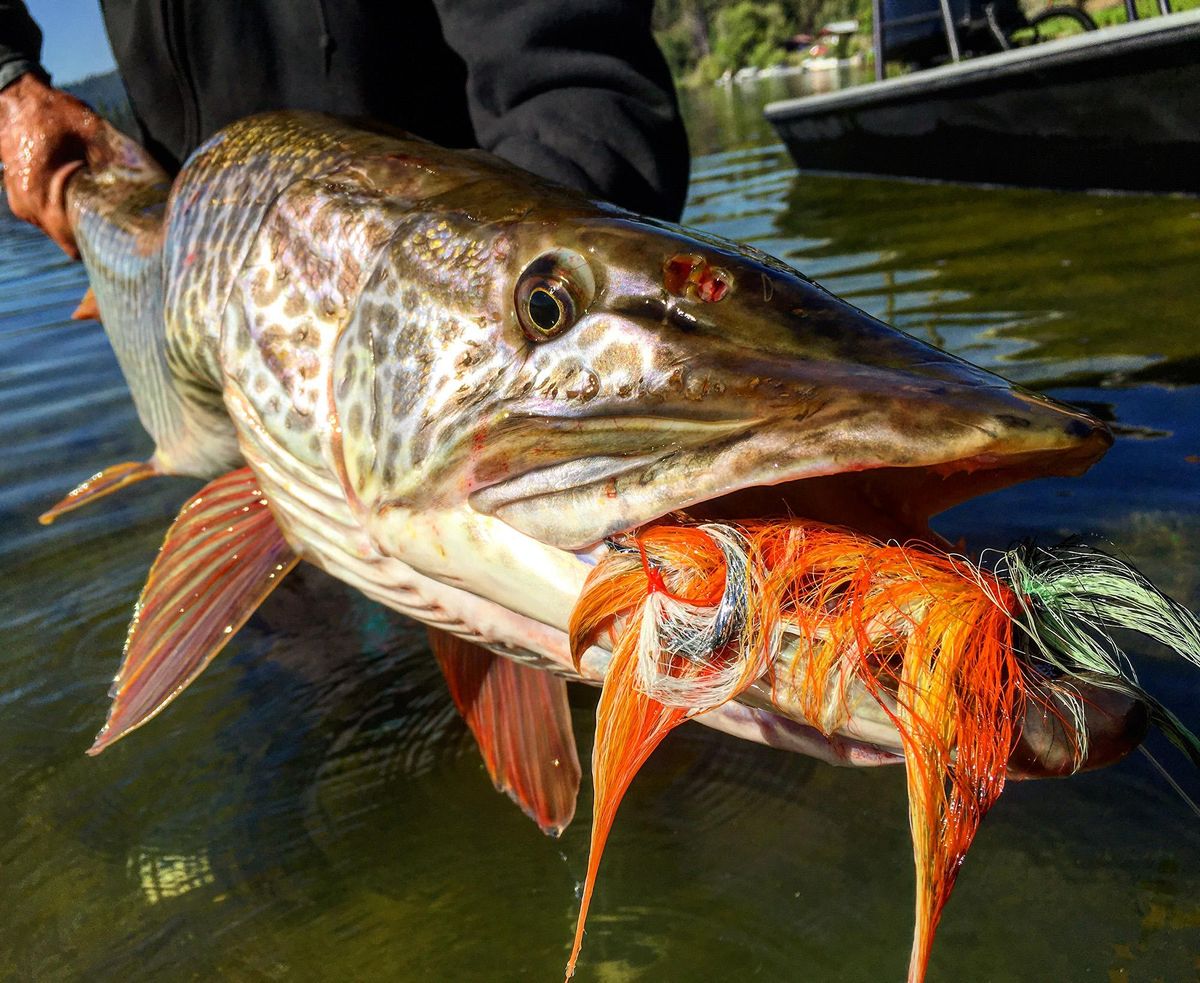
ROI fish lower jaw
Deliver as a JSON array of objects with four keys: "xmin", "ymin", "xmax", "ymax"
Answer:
[{"xmin": 476, "ymin": 438, "xmax": 1100, "ymax": 554}]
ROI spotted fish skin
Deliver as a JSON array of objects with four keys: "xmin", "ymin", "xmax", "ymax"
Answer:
[
  {"xmin": 140, "ymin": 115, "xmax": 574, "ymax": 665},
  {"xmin": 67, "ymin": 111, "xmax": 1113, "ymax": 762}
]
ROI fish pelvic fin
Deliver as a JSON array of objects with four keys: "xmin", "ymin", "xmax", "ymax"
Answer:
[
  {"xmin": 38, "ymin": 459, "xmax": 160, "ymax": 525},
  {"xmin": 88, "ymin": 467, "xmax": 297, "ymax": 755},
  {"xmin": 430, "ymin": 628, "xmax": 581, "ymax": 837}
]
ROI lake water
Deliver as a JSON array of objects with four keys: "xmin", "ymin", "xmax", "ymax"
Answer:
[{"xmin": 1, "ymin": 79, "xmax": 1199, "ymax": 981}]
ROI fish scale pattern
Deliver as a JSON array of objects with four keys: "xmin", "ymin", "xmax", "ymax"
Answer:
[
  {"xmin": 335, "ymin": 220, "xmax": 517, "ymax": 508},
  {"xmin": 225, "ymin": 180, "xmax": 402, "ymax": 472},
  {"xmin": 163, "ymin": 114, "xmax": 403, "ymax": 391}
]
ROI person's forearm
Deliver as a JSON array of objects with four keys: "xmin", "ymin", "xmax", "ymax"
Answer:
[{"xmin": 0, "ymin": 0, "xmax": 45, "ymax": 91}]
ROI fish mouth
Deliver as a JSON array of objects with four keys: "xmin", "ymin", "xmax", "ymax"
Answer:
[
  {"xmin": 677, "ymin": 448, "xmax": 1091, "ymax": 546},
  {"xmin": 470, "ymin": 397, "xmax": 1147, "ymax": 778},
  {"xmin": 469, "ymin": 403, "xmax": 1112, "ymax": 551},
  {"xmin": 671, "ymin": 440, "xmax": 1150, "ymax": 779}
]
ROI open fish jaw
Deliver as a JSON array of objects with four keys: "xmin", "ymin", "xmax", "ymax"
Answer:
[{"xmin": 452, "ymin": 230, "xmax": 1112, "ymax": 551}]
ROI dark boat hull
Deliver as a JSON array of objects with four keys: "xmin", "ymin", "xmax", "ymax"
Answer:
[{"xmin": 764, "ymin": 10, "xmax": 1200, "ymax": 195}]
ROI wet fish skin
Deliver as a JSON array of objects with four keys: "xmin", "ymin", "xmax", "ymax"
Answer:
[{"xmin": 64, "ymin": 111, "xmax": 1120, "ymax": 765}]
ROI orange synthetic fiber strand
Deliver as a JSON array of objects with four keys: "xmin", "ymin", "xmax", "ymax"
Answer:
[
  {"xmin": 565, "ymin": 527, "xmax": 735, "ymax": 980},
  {"xmin": 757, "ymin": 523, "xmax": 1030, "ymax": 981},
  {"xmin": 565, "ymin": 519, "xmax": 1055, "ymax": 983},
  {"xmin": 563, "ymin": 611, "xmax": 690, "ymax": 981}
]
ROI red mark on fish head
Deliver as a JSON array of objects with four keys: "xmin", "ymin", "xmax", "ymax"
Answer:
[
  {"xmin": 663, "ymin": 253, "xmax": 731, "ymax": 303},
  {"xmin": 694, "ymin": 267, "xmax": 730, "ymax": 303},
  {"xmin": 184, "ymin": 250, "xmax": 199, "ymax": 268},
  {"xmin": 664, "ymin": 254, "xmax": 704, "ymax": 296}
]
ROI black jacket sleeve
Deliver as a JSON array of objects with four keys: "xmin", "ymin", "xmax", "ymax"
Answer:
[
  {"xmin": 433, "ymin": 0, "xmax": 690, "ymax": 222},
  {"xmin": 0, "ymin": 0, "xmax": 44, "ymax": 90}
]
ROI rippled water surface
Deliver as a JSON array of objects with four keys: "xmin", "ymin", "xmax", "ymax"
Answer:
[{"xmin": 2, "ymin": 83, "xmax": 1199, "ymax": 981}]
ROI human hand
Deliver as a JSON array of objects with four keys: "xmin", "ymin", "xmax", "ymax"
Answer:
[{"xmin": 0, "ymin": 72, "xmax": 106, "ymax": 258}]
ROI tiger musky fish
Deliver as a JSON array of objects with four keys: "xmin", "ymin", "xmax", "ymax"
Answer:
[
  {"xmin": 62, "ymin": 109, "xmax": 1132, "ymax": 783},
  {"xmin": 44, "ymin": 110, "xmax": 1153, "ymax": 977}
]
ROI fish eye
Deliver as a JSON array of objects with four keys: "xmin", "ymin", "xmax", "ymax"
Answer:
[
  {"xmin": 515, "ymin": 249, "xmax": 595, "ymax": 342},
  {"xmin": 527, "ymin": 284, "xmax": 569, "ymax": 333}
]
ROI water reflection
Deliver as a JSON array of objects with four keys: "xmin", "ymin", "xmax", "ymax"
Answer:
[
  {"xmin": 685, "ymin": 144, "xmax": 1200, "ymax": 390},
  {"xmin": 679, "ymin": 69, "xmax": 864, "ymax": 155}
]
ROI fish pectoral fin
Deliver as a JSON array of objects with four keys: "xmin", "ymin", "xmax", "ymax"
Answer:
[
  {"xmin": 39, "ymin": 460, "xmax": 160, "ymax": 525},
  {"xmin": 430, "ymin": 628, "xmax": 581, "ymax": 837},
  {"xmin": 88, "ymin": 467, "xmax": 298, "ymax": 755},
  {"xmin": 71, "ymin": 286, "xmax": 100, "ymax": 322}
]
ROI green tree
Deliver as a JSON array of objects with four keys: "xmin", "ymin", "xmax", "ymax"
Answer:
[
  {"xmin": 709, "ymin": 2, "xmax": 793, "ymax": 74},
  {"xmin": 653, "ymin": 0, "xmax": 870, "ymax": 85}
]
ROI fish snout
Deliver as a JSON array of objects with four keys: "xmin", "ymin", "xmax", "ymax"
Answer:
[
  {"xmin": 876, "ymin": 375, "xmax": 1114, "ymax": 479},
  {"xmin": 996, "ymin": 389, "xmax": 1113, "ymax": 466}
]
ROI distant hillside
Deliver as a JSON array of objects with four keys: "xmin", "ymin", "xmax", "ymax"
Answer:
[{"xmin": 65, "ymin": 70, "xmax": 137, "ymax": 135}]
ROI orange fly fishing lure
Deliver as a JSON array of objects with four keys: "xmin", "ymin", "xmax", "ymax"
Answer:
[
  {"xmin": 755, "ymin": 522, "xmax": 1037, "ymax": 981},
  {"xmin": 566, "ymin": 520, "xmax": 1062, "ymax": 983}
]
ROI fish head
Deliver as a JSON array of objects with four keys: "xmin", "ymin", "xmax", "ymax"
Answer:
[{"xmin": 332, "ymin": 193, "xmax": 1110, "ymax": 553}]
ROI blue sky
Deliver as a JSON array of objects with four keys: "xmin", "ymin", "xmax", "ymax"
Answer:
[{"xmin": 26, "ymin": 0, "xmax": 117, "ymax": 83}]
